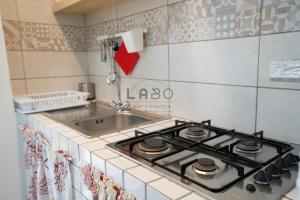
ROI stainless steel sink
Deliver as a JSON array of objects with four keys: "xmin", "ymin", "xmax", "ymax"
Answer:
[
  {"xmin": 44, "ymin": 102, "xmax": 169, "ymax": 138},
  {"xmin": 72, "ymin": 112, "xmax": 152, "ymax": 138}
]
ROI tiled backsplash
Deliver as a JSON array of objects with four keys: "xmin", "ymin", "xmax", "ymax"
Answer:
[
  {"xmin": 1, "ymin": 0, "xmax": 88, "ymax": 95},
  {"xmin": 2, "ymin": 0, "xmax": 300, "ymax": 144},
  {"xmin": 87, "ymin": 0, "xmax": 300, "ymax": 145}
]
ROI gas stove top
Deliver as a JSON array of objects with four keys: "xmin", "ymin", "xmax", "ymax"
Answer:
[{"xmin": 108, "ymin": 120, "xmax": 300, "ymax": 200}]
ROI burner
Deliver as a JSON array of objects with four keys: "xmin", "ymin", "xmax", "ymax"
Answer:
[
  {"xmin": 137, "ymin": 138, "xmax": 170, "ymax": 155},
  {"xmin": 235, "ymin": 139, "xmax": 261, "ymax": 154},
  {"xmin": 186, "ymin": 126, "xmax": 207, "ymax": 138},
  {"xmin": 193, "ymin": 158, "xmax": 219, "ymax": 175}
]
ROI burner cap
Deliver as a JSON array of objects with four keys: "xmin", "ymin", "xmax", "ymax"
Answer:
[
  {"xmin": 236, "ymin": 139, "xmax": 261, "ymax": 152},
  {"xmin": 186, "ymin": 126, "xmax": 206, "ymax": 137},
  {"xmin": 138, "ymin": 138, "xmax": 168, "ymax": 152},
  {"xmin": 194, "ymin": 158, "xmax": 217, "ymax": 172}
]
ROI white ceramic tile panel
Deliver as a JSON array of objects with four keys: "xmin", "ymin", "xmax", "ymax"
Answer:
[
  {"xmin": 23, "ymin": 51, "xmax": 88, "ymax": 78},
  {"xmin": 87, "ymin": 51, "xmax": 111, "ymax": 76},
  {"xmin": 72, "ymin": 188, "xmax": 82, "ymax": 200},
  {"xmin": 257, "ymin": 88, "xmax": 300, "ymax": 144},
  {"xmin": 124, "ymin": 131, "xmax": 136, "ymax": 137},
  {"xmin": 285, "ymin": 188, "xmax": 297, "ymax": 199},
  {"xmin": 103, "ymin": 134, "xmax": 129, "ymax": 143},
  {"xmin": 70, "ymin": 164, "xmax": 81, "ymax": 192},
  {"xmin": 91, "ymin": 153, "xmax": 107, "ymax": 173},
  {"xmin": 170, "ymin": 37, "xmax": 259, "ymax": 86},
  {"xmin": 26, "ymin": 76, "xmax": 89, "ymax": 93},
  {"xmin": 99, "ymin": 131, "xmax": 121, "ymax": 139},
  {"xmin": 106, "ymin": 157, "xmax": 138, "ymax": 187},
  {"xmin": 89, "ymin": 75, "xmax": 116, "ymax": 102},
  {"xmin": 120, "ymin": 78, "xmax": 170, "ymax": 115},
  {"xmin": 79, "ymin": 140, "xmax": 108, "ymax": 164},
  {"xmin": 179, "ymin": 193, "xmax": 206, "ymax": 200},
  {"xmin": 79, "ymin": 146, "xmax": 92, "ymax": 164},
  {"xmin": 85, "ymin": 2, "xmax": 116, "ymax": 26},
  {"xmin": 7, "ymin": 51, "xmax": 24, "ymax": 79},
  {"xmin": 80, "ymin": 140, "xmax": 108, "ymax": 151},
  {"xmin": 59, "ymin": 134, "xmax": 69, "ymax": 151},
  {"xmin": 146, "ymin": 185, "xmax": 170, "ymax": 200},
  {"xmin": 0, "ymin": 0, "xmax": 18, "ymax": 20},
  {"xmin": 147, "ymin": 178, "xmax": 190, "ymax": 200},
  {"xmin": 125, "ymin": 166, "xmax": 161, "ymax": 183},
  {"xmin": 259, "ymin": 32, "xmax": 300, "ymax": 89},
  {"xmin": 11, "ymin": 79, "xmax": 26, "ymax": 95},
  {"xmin": 92, "ymin": 148, "xmax": 119, "ymax": 173},
  {"xmin": 70, "ymin": 136, "xmax": 99, "ymax": 145},
  {"xmin": 140, "ymin": 124, "xmax": 165, "ymax": 133},
  {"xmin": 167, "ymin": 0, "xmax": 185, "ymax": 4},
  {"xmin": 61, "ymin": 130, "xmax": 81, "ymax": 138},
  {"xmin": 119, "ymin": 45, "xmax": 169, "ymax": 80},
  {"xmin": 16, "ymin": 0, "xmax": 85, "ymax": 26},
  {"xmin": 116, "ymin": 0, "xmax": 167, "ymax": 18},
  {"xmin": 68, "ymin": 140, "xmax": 81, "ymax": 167},
  {"xmin": 124, "ymin": 172, "xmax": 146, "ymax": 200},
  {"xmin": 170, "ymin": 81, "xmax": 257, "ymax": 132}
]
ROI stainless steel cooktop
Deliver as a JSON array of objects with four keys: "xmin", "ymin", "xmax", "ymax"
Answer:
[{"xmin": 109, "ymin": 120, "xmax": 300, "ymax": 200}]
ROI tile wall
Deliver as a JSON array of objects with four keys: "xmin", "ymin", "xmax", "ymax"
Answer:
[
  {"xmin": 0, "ymin": 0, "xmax": 88, "ymax": 95},
  {"xmin": 86, "ymin": 0, "xmax": 300, "ymax": 144},
  {"xmin": 2, "ymin": 0, "xmax": 300, "ymax": 146}
]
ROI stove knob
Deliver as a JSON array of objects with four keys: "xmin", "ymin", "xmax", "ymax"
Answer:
[
  {"xmin": 254, "ymin": 170, "xmax": 272, "ymax": 185},
  {"xmin": 265, "ymin": 164, "xmax": 280, "ymax": 178},
  {"xmin": 275, "ymin": 158, "xmax": 289, "ymax": 172},
  {"xmin": 284, "ymin": 153, "xmax": 300, "ymax": 166},
  {"xmin": 246, "ymin": 184, "xmax": 256, "ymax": 192}
]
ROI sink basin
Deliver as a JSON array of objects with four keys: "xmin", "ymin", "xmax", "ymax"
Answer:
[
  {"xmin": 73, "ymin": 112, "xmax": 151, "ymax": 137},
  {"xmin": 44, "ymin": 102, "xmax": 169, "ymax": 138}
]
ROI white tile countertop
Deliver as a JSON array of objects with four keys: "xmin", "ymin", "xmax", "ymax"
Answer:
[{"xmin": 17, "ymin": 113, "xmax": 297, "ymax": 200}]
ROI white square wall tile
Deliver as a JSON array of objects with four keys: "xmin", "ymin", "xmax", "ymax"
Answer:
[
  {"xmin": 285, "ymin": 188, "xmax": 297, "ymax": 199},
  {"xmin": 91, "ymin": 153, "xmax": 106, "ymax": 173},
  {"xmin": 23, "ymin": 51, "xmax": 88, "ymax": 78},
  {"xmin": 7, "ymin": 51, "xmax": 24, "ymax": 79},
  {"xmin": 179, "ymin": 193, "xmax": 206, "ymax": 200},
  {"xmin": 93, "ymin": 148, "xmax": 119, "ymax": 160},
  {"xmin": 59, "ymin": 134, "xmax": 69, "ymax": 151},
  {"xmin": 79, "ymin": 146, "xmax": 92, "ymax": 164},
  {"xmin": 257, "ymin": 88, "xmax": 300, "ymax": 144},
  {"xmin": 68, "ymin": 140, "xmax": 80, "ymax": 167},
  {"xmin": 104, "ymin": 134, "xmax": 129, "ymax": 143},
  {"xmin": 146, "ymin": 184, "xmax": 170, "ymax": 200},
  {"xmin": 124, "ymin": 172, "xmax": 146, "ymax": 200},
  {"xmin": 259, "ymin": 32, "xmax": 300, "ymax": 90},
  {"xmin": 106, "ymin": 161, "xmax": 124, "ymax": 187},
  {"xmin": 125, "ymin": 166, "xmax": 161, "ymax": 183},
  {"xmin": 70, "ymin": 164, "xmax": 81, "ymax": 192},
  {"xmin": 147, "ymin": 178, "xmax": 190, "ymax": 200},
  {"xmin": 70, "ymin": 136, "xmax": 99, "ymax": 145},
  {"xmin": 81, "ymin": 140, "xmax": 108, "ymax": 151},
  {"xmin": 119, "ymin": 45, "xmax": 169, "ymax": 80},
  {"xmin": 170, "ymin": 81, "xmax": 257, "ymax": 133},
  {"xmin": 169, "ymin": 37, "xmax": 259, "ymax": 86},
  {"xmin": 106, "ymin": 157, "xmax": 138, "ymax": 187}
]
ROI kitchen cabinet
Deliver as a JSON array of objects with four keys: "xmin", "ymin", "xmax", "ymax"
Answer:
[{"xmin": 52, "ymin": 0, "xmax": 118, "ymax": 14}]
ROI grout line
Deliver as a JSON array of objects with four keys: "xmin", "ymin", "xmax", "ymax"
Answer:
[
  {"xmin": 254, "ymin": 0, "xmax": 264, "ymax": 131},
  {"xmin": 166, "ymin": 2, "xmax": 171, "ymax": 117},
  {"xmin": 89, "ymin": 74, "xmax": 300, "ymax": 91}
]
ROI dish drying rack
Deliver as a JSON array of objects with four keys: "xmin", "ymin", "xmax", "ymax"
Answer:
[{"xmin": 14, "ymin": 90, "xmax": 89, "ymax": 114}]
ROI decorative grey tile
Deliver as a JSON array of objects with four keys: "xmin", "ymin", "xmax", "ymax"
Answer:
[
  {"xmin": 262, "ymin": 0, "xmax": 300, "ymax": 34},
  {"xmin": 86, "ymin": 6, "xmax": 168, "ymax": 51},
  {"xmin": 143, "ymin": 6, "xmax": 168, "ymax": 45},
  {"xmin": 2, "ymin": 20, "xmax": 22, "ymax": 50},
  {"xmin": 169, "ymin": 0, "xmax": 260, "ymax": 42},
  {"xmin": 19, "ymin": 22, "xmax": 86, "ymax": 51},
  {"xmin": 168, "ymin": 0, "xmax": 216, "ymax": 43}
]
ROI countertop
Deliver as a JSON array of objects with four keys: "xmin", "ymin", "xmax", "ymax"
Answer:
[{"xmin": 17, "ymin": 111, "xmax": 297, "ymax": 200}]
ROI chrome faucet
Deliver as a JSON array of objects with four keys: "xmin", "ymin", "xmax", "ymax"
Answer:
[{"xmin": 104, "ymin": 39, "xmax": 130, "ymax": 112}]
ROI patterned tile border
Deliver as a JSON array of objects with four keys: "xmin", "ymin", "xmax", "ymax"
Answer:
[
  {"xmin": 86, "ymin": 6, "xmax": 168, "ymax": 51},
  {"xmin": 2, "ymin": 0, "xmax": 300, "ymax": 51},
  {"xmin": 261, "ymin": 0, "xmax": 300, "ymax": 34},
  {"xmin": 168, "ymin": 0, "xmax": 261, "ymax": 43},
  {"xmin": 3, "ymin": 20, "xmax": 86, "ymax": 51}
]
